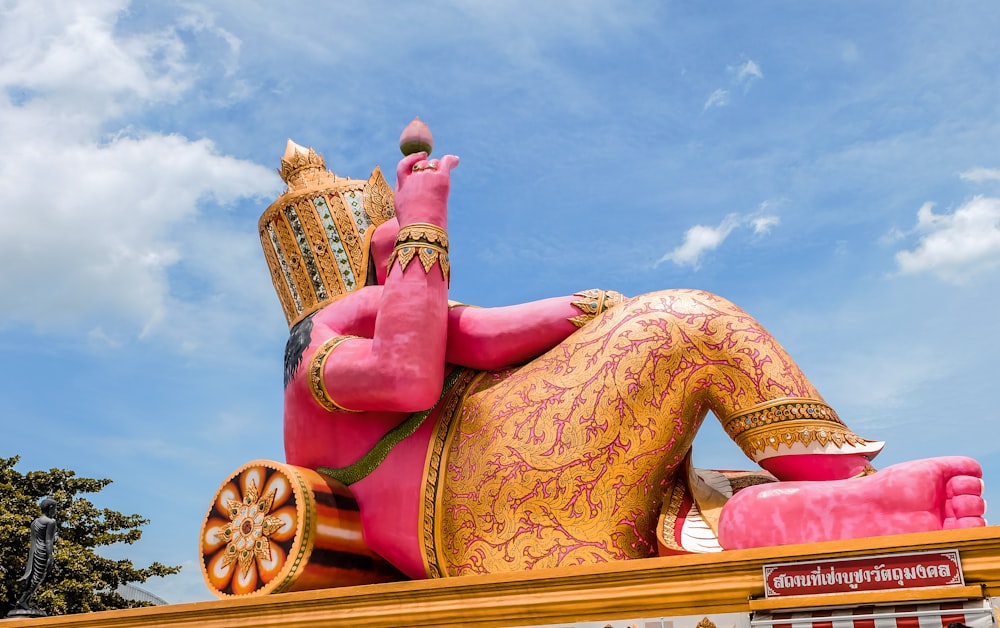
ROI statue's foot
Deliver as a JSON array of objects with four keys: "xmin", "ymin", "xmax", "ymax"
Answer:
[{"xmin": 718, "ymin": 456, "xmax": 985, "ymax": 550}]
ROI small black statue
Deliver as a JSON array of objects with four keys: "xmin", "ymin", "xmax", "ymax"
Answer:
[{"xmin": 6, "ymin": 497, "xmax": 58, "ymax": 618}]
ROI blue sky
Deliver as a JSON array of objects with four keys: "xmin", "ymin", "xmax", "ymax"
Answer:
[{"xmin": 2, "ymin": 1, "xmax": 1000, "ymax": 604}]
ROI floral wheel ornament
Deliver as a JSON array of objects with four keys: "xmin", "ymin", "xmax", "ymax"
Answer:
[
  {"xmin": 201, "ymin": 461, "xmax": 299, "ymax": 596},
  {"xmin": 216, "ymin": 479, "xmax": 286, "ymax": 578},
  {"xmin": 200, "ymin": 460, "xmax": 404, "ymax": 598}
]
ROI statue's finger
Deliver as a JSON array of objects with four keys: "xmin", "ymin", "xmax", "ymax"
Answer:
[
  {"xmin": 438, "ymin": 154, "xmax": 460, "ymax": 173},
  {"xmin": 396, "ymin": 152, "xmax": 427, "ymax": 189}
]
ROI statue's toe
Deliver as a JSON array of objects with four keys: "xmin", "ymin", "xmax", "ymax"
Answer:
[
  {"xmin": 942, "ymin": 470, "xmax": 986, "ymax": 529},
  {"xmin": 946, "ymin": 475, "xmax": 984, "ymax": 498}
]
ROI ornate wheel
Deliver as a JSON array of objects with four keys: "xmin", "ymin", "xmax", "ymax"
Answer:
[{"xmin": 200, "ymin": 460, "xmax": 403, "ymax": 597}]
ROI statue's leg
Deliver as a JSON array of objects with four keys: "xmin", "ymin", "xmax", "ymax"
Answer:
[{"xmin": 433, "ymin": 289, "xmax": 864, "ymax": 576}]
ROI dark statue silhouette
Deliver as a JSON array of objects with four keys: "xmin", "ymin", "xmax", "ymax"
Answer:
[{"xmin": 6, "ymin": 497, "xmax": 58, "ymax": 618}]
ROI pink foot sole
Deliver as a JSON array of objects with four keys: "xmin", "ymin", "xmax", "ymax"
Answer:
[{"xmin": 719, "ymin": 456, "xmax": 985, "ymax": 550}]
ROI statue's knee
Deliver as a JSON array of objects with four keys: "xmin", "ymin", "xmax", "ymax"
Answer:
[{"xmin": 629, "ymin": 289, "xmax": 738, "ymax": 317}]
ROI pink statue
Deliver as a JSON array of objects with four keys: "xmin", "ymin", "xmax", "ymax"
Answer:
[{"xmin": 226, "ymin": 120, "xmax": 984, "ymax": 592}]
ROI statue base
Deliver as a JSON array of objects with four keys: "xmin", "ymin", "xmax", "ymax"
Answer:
[
  {"xmin": 5, "ymin": 608, "xmax": 47, "ymax": 619},
  {"xmin": 11, "ymin": 527, "xmax": 1000, "ymax": 627}
]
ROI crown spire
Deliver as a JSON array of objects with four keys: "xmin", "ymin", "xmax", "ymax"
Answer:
[{"xmin": 278, "ymin": 139, "xmax": 339, "ymax": 191}]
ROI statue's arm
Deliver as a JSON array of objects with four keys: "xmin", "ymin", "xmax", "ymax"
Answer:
[
  {"xmin": 310, "ymin": 153, "xmax": 458, "ymax": 413},
  {"xmin": 19, "ymin": 543, "xmax": 33, "ymax": 581},
  {"xmin": 43, "ymin": 520, "xmax": 56, "ymax": 570},
  {"xmin": 445, "ymin": 297, "xmax": 585, "ymax": 369},
  {"xmin": 446, "ymin": 290, "xmax": 625, "ymax": 369}
]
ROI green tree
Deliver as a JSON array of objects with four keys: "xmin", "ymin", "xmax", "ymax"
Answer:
[{"xmin": 0, "ymin": 456, "xmax": 180, "ymax": 616}]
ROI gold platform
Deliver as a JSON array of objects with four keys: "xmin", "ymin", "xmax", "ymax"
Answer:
[{"xmin": 12, "ymin": 527, "xmax": 1000, "ymax": 627}]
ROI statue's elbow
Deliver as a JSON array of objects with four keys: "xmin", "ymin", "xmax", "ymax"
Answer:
[
  {"xmin": 369, "ymin": 366, "xmax": 443, "ymax": 412},
  {"xmin": 375, "ymin": 384, "xmax": 439, "ymax": 412}
]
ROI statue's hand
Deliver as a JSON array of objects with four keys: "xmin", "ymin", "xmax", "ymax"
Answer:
[{"xmin": 394, "ymin": 151, "xmax": 459, "ymax": 227}]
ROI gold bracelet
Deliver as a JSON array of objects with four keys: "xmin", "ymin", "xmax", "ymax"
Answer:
[
  {"xmin": 308, "ymin": 335, "xmax": 363, "ymax": 413},
  {"xmin": 396, "ymin": 223, "xmax": 449, "ymax": 249},
  {"xmin": 387, "ymin": 242, "xmax": 450, "ymax": 282},
  {"xmin": 568, "ymin": 289, "xmax": 625, "ymax": 328}
]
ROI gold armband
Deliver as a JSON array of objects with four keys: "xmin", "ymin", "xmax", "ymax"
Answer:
[
  {"xmin": 387, "ymin": 223, "xmax": 451, "ymax": 282},
  {"xmin": 568, "ymin": 289, "xmax": 625, "ymax": 328},
  {"xmin": 397, "ymin": 223, "xmax": 449, "ymax": 249},
  {"xmin": 308, "ymin": 335, "xmax": 363, "ymax": 413}
]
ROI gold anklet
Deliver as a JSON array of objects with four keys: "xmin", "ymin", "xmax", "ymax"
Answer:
[{"xmin": 723, "ymin": 398, "xmax": 877, "ymax": 462}]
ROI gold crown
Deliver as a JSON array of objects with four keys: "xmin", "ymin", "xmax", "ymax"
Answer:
[{"xmin": 260, "ymin": 140, "xmax": 395, "ymax": 328}]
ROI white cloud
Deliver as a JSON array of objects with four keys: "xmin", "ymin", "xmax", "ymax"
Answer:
[
  {"xmin": 659, "ymin": 207, "xmax": 780, "ymax": 268},
  {"xmin": 894, "ymin": 197, "xmax": 1000, "ymax": 282},
  {"xmin": 659, "ymin": 214, "xmax": 740, "ymax": 267},
  {"xmin": 736, "ymin": 59, "xmax": 763, "ymax": 83},
  {"xmin": 751, "ymin": 215, "xmax": 780, "ymax": 235},
  {"xmin": 704, "ymin": 58, "xmax": 763, "ymax": 110},
  {"xmin": 704, "ymin": 88, "xmax": 729, "ymax": 110},
  {"xmin": 0, "ymin": 1, "xmax": 280, "ymax": 340},
  {"xmin": 177, "ymin": 6, "xmax": 243, "ymax": 77},
  {"xmin": 960, "ymin": 167, "xmax": 1000, "ymax": 183},
  {"xmin": 879, "ymin": 225, "xmax": 906, "ymax": 245},
  {"xmin": 0, "ymin": 122, "xmax": 278, "ymax": 334},
  {"xmin": 0, "ymin": 1, "xmax": 191, "ymax": 120}
]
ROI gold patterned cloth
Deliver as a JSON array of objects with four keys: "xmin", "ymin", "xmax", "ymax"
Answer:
[{"xmin": 418, "ymin": 290, "xmax": 880, "ymax": 575}]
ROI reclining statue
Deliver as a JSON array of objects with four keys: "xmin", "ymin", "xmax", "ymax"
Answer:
[{"xmin": 200, "ymin": 120, "xmax": 985, "ymax": 597}]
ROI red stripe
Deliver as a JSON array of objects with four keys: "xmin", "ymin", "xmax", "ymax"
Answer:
[
  {"xmin": 852, "ymin": 606, "xmax": 877, "ymax": 628},
  {"xmin": 810, "ymin": 609, "xmax": 833, "ymax": 628},
  {"xmin": 757, "ymin": 602, "xmax": 988, "ymax": 628},
  {"xmin": 893, "ymin": 605, "xmax": 920, "ymax": 628},
  {"xmin": 938, "ymin": 601, "xmax": 969, "ymax": 628}
]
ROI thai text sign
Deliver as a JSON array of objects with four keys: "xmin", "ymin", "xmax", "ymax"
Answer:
[{"xmin": 763, "ymin": 550, "xmax": 963, "ymax": 597}]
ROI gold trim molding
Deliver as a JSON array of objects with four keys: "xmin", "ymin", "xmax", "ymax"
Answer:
[{"xmin": 14, "ymin": 527, "xmax": 1000, "ymax": 627}]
